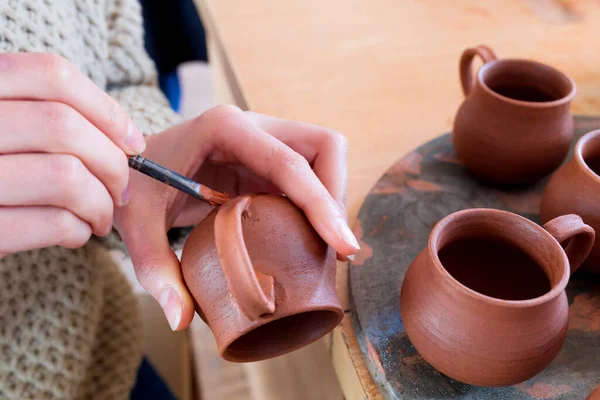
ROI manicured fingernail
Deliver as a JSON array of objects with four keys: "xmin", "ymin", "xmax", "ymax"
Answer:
[
  {"xmin": 338, "ymin": 222, "xmax": 360, "ymax": 251},
  {"xmin": 121, "ymin": 183, "xmax": 130, "ymax": 206},
  {"xmin": 348, "ymin": 254, "xmax": 355, "ymax": 261},
  {"xmin": 125, "ymin": 123, "xmax": 146, "ymax": 154},
  {"xmin": 159, "ymin": 286, "xmax": 182, "ymax": 331}
]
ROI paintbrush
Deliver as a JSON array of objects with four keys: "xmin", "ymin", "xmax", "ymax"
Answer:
[{"xmin": 128, "ymin": 155, "xmax": 229, "ymax": 206}]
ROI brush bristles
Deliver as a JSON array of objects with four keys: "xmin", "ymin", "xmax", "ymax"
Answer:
[
  {"xmin": 207, "ymin": 190, "xmax": 230, "ymax": 206},
  {"xmin": 199, "ymin": 185, "xmax": 230, "ymax": 206}
]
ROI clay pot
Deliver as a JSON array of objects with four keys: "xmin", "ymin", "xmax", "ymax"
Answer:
[
  {"xmin": 587, "ymin": 386, "xmax": 600, "ymax": 400},
  {"xmin": 400, "ymin": 209, "xmax": 594, "ymax": 386},
  {"xmin": 452, "ymin": 45, "xmax": 576, "ymax": 184},
  {"xmin": 541, "ymin": 129, "xmax": 600, "ymax": 273},
  {"xmin": 181, "ymin": 194, "xmax": 343, "ymax": 362}
]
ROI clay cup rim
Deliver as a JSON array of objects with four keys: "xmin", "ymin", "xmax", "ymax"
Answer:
[
  {"xmin": 428, "ymin": 208, "xmax": 569, "ymax": 308},
  {"xmin": 219, "ymin": 305, "xmax": 344, "ymax": 362},
  {"xmin": 575, "ymin": 129, "xmax": 600, "ymax": 183},
  {"xmin": 478, "ymin": 58, "xmax": 576, "ymax": 108}
]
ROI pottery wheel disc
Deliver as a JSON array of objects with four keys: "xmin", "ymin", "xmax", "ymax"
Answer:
[{"xmin": 349, "ymin": 116, "xmax": 600, "ymax": 399}]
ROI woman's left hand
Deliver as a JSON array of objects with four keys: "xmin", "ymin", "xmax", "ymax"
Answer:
[{"xmin": 114, "ymin": 105, "xmax": 358, "ymax": 331}]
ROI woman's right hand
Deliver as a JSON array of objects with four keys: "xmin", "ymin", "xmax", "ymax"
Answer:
[{"xmin": 0, "ymin": 52, "xmax": 146, "ymax": 257}]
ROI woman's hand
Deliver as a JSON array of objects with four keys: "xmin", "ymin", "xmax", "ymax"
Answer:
[
  {"xmin": 0, "ymin": 52, "xmax": 146, "ymax": 257},
  {"xmin": 115, "ymin": 105, "xmax": 359, "ymax": 331}
]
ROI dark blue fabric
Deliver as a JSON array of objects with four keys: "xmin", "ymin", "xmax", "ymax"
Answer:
[
  {"xmin": 130, "ymin": 357, "xmax": 177, "ymax": 400},
  {"xmin": 139, "ymin": 0, "xmax": 207, "ymax": 112},
  {"xmin": 158, "ymin": 70, "xmax": 181, "ymax": 112},
  {"xmin": 139, "ymin": 0, "xmax": 208, "ymax": 73}
]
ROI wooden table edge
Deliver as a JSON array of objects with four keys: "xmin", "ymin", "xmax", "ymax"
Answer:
[{"xmin": 331, "ymin": 278, "xmax": 382, "ymax": 399}]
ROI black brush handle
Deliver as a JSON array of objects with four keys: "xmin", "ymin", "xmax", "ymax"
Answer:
[{"xmin": 128, "ymin": 155, "xmax": 204, "ymax": 201}]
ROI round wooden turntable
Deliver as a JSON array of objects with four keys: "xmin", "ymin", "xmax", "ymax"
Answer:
[{"xmin": 349, "ymin": 116, "xmax": 600, "ymax": 399}]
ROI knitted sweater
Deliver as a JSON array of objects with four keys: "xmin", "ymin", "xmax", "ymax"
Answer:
[{"xmin": 0, "ymin": 1, "xmax": 182, "ymax": 399}]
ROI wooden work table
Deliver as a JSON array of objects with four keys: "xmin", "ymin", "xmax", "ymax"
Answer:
[{"xmin": 194, "ymin": 1, "xmax": 600, "ymax": 398}]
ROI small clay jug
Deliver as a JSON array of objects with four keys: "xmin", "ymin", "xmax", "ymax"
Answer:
[
  {"xmin": 400, "ymin": 209, "xmax": 594, "ymax": 387},
  {"xmin": 453, "ymin": 45, "xmax": 576, "ymax": 184},
  {"xmin": 541, "ymin": 129, "xmax": 600, "ymax": 273},
  {"xmin": 181, "ymin": 194, "xmax": 343, "ymax": 362},
  {"xmin": 588, "ymin": 386, "xmax": 600, "ymax": 400}
]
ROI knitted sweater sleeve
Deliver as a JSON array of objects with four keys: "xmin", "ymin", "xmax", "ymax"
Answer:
[
  {"xmin": 104, "ymin": 0, "xmax": 182, "ymax": 136},
  {"xmin": 93, "ymin": 0, "xmax": 191, "ymax": 253}
]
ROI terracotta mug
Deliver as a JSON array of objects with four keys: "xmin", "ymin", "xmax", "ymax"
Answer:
[
  {"xmin": 180, "ymin": 194, "xmax": 343, "ymax": 362},
  {"xmin": 452, "ymin": 45, "xmax": 576, "ymax": 184},
  {"xmin": 400, "ymin": 209, "xmax": 594, "ymax": 386},
  {"xmin": 541, "ymin": 129, "xmax": 600, "ymax": 273}
]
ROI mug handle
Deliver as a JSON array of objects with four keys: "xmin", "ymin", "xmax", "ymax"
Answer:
[
  {"xmin": 214, "ymin": 196, "xmax": 276, "ymax": 320},
  {"xmin": 543, "ymin": 214, "xmax": 595, "ymax": 274},
  {"xmin": 459, "ymin": 45, "xmax": 497, "ymax": 96}
]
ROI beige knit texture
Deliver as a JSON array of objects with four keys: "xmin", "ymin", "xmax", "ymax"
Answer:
[
  {"xmin": 0, "ymin": 245, "xmax": 143, "ymax": 400},
  {"xmin": 0, "ymin": 0, "xmax": 182, "ymax": 399}
]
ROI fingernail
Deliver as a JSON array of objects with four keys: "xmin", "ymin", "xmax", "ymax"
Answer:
[
  {"xmin": 336, "ymin": 253, "xmax": 349, "ymax": 262},
  {"xmin": 125, "ymin": 123, "xmax": 146, "ymax": 154},
  {"xmin": 338, "ymin": 222, "xmax": 360, "ymax": 251},
  {"xmin": 159, "ymin": 286, "xmax": 182, "ymax": 331},
  {"xmin": 121, "ymin": 183, "xmax": 130, "ymax": 206},
  {"xmin": 348, "ymin": 254, "xmax": 355, "ymax": 261}
]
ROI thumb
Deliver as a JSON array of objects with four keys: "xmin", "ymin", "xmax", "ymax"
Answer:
[{"xmin": 118, "ymin": 221, "xmax": 196, "ymax": 331}]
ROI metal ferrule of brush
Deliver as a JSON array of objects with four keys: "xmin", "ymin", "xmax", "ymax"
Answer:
[{"xmin": 128, "ymin": 155, "xmax": 204, "ymax": 200}]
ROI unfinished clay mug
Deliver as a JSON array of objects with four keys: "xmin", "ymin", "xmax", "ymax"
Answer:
[
  {"xmin": 181, "ymin": 193, "xmax": 343, "ymax": 362},
  {"xmin": 453, "ymin": 45, "xmax": 576, "ymax": 184},
  {"xmin": 400, "ymin": 209, "xmax": 594, "ymax": 386},
  {"xmin": 541, "ymin": 129, "xmax": 600, "ymax": 273}
]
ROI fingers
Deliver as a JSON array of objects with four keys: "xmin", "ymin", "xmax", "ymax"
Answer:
[
  {"xmin": 246, "ymin": 111, "xmax": 349, "ymax": 213},
  {"xmin": 0, "ymin": 101, "xmax": 130, "ymax": 207},
  {"xmin": 116, "ymin": 211, "xmax": 196, "ymax": 331},
  {"xmin": 0, "ymin": 206, "xmax": 92, "ymax": 254},
  {"xmin": 172, "ymin": 200, "xmax": 213, "ymax": 227},
  {"xmin": 114, "ymin": 131, "xmax": 197, "ymax": 331},
  {"xmin": 193, "ymin": 161, "xmax": 282, "ymax": 197},
  {"xmin": 201, "ymin": 105, "xmax": 359, "ymax": 257},
  {"xmin": 0, "ymin": 52, "xmax": 146, "ymax": 154},
  {"xmin": 246, "ymin": 112, "xmax": 352, "ymax": 261},
  {"xmin": 0, "ymin": 154, "xmax": 114, "ymax": 236}
]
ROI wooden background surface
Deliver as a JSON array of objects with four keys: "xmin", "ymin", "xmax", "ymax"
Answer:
[{"xmin": 194, "ymin": 1, "xmax": 600, "ymax": 398}]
